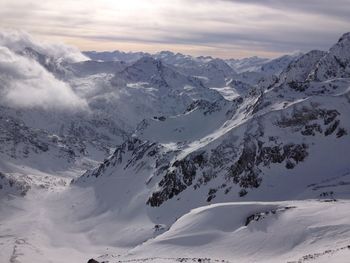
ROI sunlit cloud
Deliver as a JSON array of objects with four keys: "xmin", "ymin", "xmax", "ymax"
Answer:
[{"xmin": 0, "ymin": 0, "xmax": 349, "ymax": 58}]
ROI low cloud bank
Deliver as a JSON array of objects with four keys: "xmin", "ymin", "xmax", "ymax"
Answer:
[{"xmin": 0, "ymin": 31, "xmax": 88, "ymax": 110}]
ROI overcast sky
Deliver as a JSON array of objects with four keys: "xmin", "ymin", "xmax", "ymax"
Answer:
[{"xmin": 0, "ymin": 0, "xmax": 349, "ymax": 58}]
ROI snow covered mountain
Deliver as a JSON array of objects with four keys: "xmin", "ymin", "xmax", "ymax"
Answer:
[
  {"xmin": 226, "ymin": 53, "xmax": 302, "ymax": 76},
  {"xmin": 1, "ymin": 31, "xmax": 350, "ymax": 263},
  {"xmin": 84, "ymin": 49, "xmax": 302, "ymax": 89},
  {"xmin": 226, "ymin": 56, "xmax": 270, "ymax": 73},
  {"xmin": 0, "ymin": 32, "xmax": 225, "ymax": 198}
]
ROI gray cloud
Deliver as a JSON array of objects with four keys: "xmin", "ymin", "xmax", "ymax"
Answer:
[
  {"xmin": 219, "ymin": 0, "xmax": 350, "ymax": 21},
  {"xmin": 0, "ymin": 0, "xmax": 349, "ymax": 58}
]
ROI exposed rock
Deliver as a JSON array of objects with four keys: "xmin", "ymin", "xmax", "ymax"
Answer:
[{"xmin": 245, "ymin": 206, "xmax": 295, "ymax": 226}]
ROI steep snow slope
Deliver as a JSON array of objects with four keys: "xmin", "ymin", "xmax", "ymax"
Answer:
[
  {"xmin": 278, "ymin": 50, "xmax": 327, "ymax": 85},
  {"xmin": 260, "ymin": 53, "xmax": 303, "ymax": 75},
  {"xmin": 134, "ymin": 99, "xmax": 232, "ymax": 144}
]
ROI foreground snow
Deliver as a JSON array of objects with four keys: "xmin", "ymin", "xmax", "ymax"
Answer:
[
  {"xmin": 0, "ymin": 181, "xmax": 349, "ymax": 263},
  {"xmin": 124, "ymin": 201, "xmax": 350, "ymax": 263}
]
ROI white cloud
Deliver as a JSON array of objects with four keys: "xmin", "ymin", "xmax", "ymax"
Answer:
[
  {"xmin": 0, "ymin": 44, "xmax": 88, "ymax": 110},
  {"xmin": 0, "ymin": 30, "xmax": 88, "ymax": 63}
]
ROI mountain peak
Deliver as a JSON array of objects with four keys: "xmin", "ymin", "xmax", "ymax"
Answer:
[
  {"xmin": 157, "ymin": 50, "xmax": 176, "ymax": 56},
  {"xmin": 338, "ymin": 32, "xmax": 350, "ymax": 43},
  {"xmin": 130, "ymin": 56, "xmax": 165, "ymax": 75},
  {"xmin": 134, "ymin": 56, "xmax": 161, "ymax": 65},
  {"xmin": 310, "ymin": 32, "xmax": 350, "ymax": 81}
]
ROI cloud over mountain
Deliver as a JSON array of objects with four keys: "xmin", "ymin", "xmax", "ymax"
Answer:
[
  {"xmin": 0, "ymin": 30, "xmax": 88, "ymax": 63},
  {"xmin": 0, "ymin": 31, "xmax": 88, "ymax": 110}
]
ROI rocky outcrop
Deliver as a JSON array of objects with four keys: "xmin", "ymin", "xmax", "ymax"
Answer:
[
  {"xmin": 147, "ymin": 120, "xmax": 311, "ymax": 207},
  {"xmin": 245, "ymin": 206, "xmax": 295, "ymax": 226},
  {"xmin": 277, "ymin": 106, "xmax": 346, "ymax": 137},
  {"xmin": 0, "ymin": 172, "xmax": 31, "ymax": 196}
]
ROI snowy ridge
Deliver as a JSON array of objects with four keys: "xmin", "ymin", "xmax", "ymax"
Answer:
[{"xmin": 310, "ymin": 32, "xmax": 350, "ymax": 81}]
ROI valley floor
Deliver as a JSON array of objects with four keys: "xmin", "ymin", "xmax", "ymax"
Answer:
[{"xmin": 0, "ymin": 174, "xmax": 349, "ymax": 263}]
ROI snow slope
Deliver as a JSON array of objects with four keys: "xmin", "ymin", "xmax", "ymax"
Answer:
[
  {"xmin": 1, "ymin": 187, "xmax": 349, "ymax": 263},
  {"xmin": 123, "ymin": 201, "xmax": 350, "ymax": 263}
]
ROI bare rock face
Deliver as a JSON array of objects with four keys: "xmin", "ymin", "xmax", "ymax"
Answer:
[
  {"xmin": 146, "ymin": 120, "xmax": 311, "ymax": 207},
  {"xmin": 277, "ymin": 105, "xmax": 346, "ymax": 138}
]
